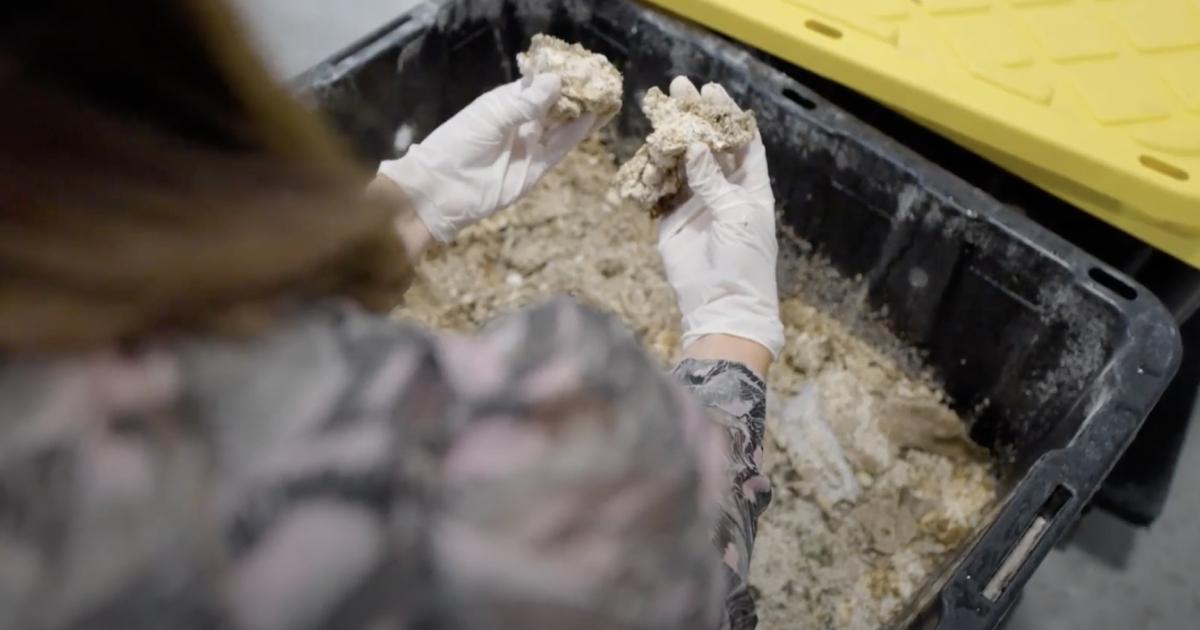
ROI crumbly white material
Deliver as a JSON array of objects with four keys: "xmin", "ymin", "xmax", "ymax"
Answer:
[
  {"xmin": 616, "ymin": 85, "xmax": 758, "ymax": 214},
  {"xmin": 398, "ymin": 139, "xmax": 997, "ymax": 630},
  {"xmin": 776, "ymin": 385, "xmax": 863, "ymax": 512},
  {"xmin": 517, "ymin": 34, "xmax": 623, "ymax": 122},
  {"xmin": 753, "ymin": 294, "xmax": 997, "ymax": 630}
]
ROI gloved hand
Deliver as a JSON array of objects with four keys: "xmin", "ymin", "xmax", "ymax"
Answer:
[
  {"xmin": 378, "ymin": 74, "xmax": 605, "ymax": 242},
  {"xmin": 658, "ymin": 79, "xmax": 785, "ymax": 358}
]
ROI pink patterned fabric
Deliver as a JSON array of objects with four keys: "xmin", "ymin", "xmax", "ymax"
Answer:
[{"xmin": 0, "ymin": 299, "xmax": 770, "ymax": 629}]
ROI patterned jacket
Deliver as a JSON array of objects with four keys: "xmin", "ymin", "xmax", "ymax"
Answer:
[{"xmin": 0, "ymin": 299, "xmax": 770, "ymax": 630}]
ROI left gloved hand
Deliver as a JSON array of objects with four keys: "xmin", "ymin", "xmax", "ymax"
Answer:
[{"xmin": 378, "ymin": 74, "xmax": 605, "ymax": 242}]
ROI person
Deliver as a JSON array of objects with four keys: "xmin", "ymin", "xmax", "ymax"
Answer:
[{"xmin": 0, "ymin": 1, "xmax": 785, "ymax": 629}]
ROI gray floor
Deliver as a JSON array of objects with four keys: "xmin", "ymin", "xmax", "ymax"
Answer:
[
  {"xmin": 232, "ymin": 0, "xmax": 419, "ymax": 79},
  {"xmin": 231, "ymin": 1, "xmax": 1200, "ymax": 627},
  {"xmin": 1004, "ymin": 442, "xmax": 1200, "ymax": 629}
]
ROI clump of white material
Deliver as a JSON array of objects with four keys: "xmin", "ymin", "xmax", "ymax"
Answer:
[
  {"xmin": 517, "ymin": 34, "xmax": 624, "ymax": 122},
  {"xmin": 615, "ymin": 85, "xmax": 758, "ymax": 215},
  {"xmin": 816, "ymin": 369, "xmax": 895, "ymax": 476},
  {"xmin": 775, "ymin": 384, "xmax": 863, "ymax": 512},
  {"xmin": 400, "ymin": 139, "xmax": 998, "ymax": 630}
]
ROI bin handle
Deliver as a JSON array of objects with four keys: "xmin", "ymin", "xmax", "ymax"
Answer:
[{"xmin": 980, "ymin": 484, "xmax": 1073, "ymax": 601}]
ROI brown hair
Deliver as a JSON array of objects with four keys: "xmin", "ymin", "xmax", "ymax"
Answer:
[{"xmin": 0, "ymin": 0, "xmax": 412, "ymax": 352}]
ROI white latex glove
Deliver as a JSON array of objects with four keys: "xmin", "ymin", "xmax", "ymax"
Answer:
[
  {"xmin": 378, "ymin": 74, "xmax": 604, "ymax": 242},
  {"xmin": 658, "ymin": 79, "xmax": 785, "ymax": 358}
]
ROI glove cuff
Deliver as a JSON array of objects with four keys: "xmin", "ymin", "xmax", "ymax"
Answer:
[
  {"xmin": 679, "ymin": 293, "xmax": 785, "ymax": 359},
  {"xmin": 378, "ymin": 149, "xmax": 458, "ymax": 243}
]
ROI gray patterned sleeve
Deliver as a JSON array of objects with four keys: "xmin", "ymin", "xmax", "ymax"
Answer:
[
  {"xmin": 0, "ymin": 300, "xmax": 770, "ymax": 630},
  {"xmin": 672, "ymin": 359, "xmax": 772, "ymax": 630}
]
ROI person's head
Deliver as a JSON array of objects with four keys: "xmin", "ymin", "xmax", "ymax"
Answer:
[{"xmin": 0, "ymin": 0, "xmax": 411, "ymax": 352}]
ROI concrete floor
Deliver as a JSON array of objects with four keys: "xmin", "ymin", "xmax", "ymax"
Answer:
[
  {"xmin": 231, "ymin": 1, "xmax": 1200, "ymax": 627},
  {"xmin": 231, "ymin": 0, "xmax": 416, "ymax": 79}
]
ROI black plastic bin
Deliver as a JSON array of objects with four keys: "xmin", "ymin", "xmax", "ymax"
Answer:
[
  {"xmin": 752, "ymin": 53, "xmax": 1200, "ymax": 528},
  {"xmin": 295, "ymin": 1, "xmax": 1181, "ymax": 627}
]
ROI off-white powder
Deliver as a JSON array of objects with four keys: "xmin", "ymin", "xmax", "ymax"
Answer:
[{"xmin": 398, "ymin": 138, "xmax": 996, "ymax": 630}]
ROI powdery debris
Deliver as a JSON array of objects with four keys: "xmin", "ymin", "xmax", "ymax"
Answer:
[
  {"xmin": 616, "ymin": 85, "xmax": 758, "ymax": 215},
  {"xmin": 753, "ymin": 293, "xmax": 997, "ymax": 630},
  {"xmin": 517, "ymin": 34, "xmax": 624, "ymax": 122},
  {"xmin": 396, "ymin": 138, "xmax": 997, "ymax": 630},
  {"xmin": 398, "ymin": 137, "xmax": 679, "ymax": 358},
  {"xmin": 775, "ymin": 385, "xmax": 863, "ymax": 512}
]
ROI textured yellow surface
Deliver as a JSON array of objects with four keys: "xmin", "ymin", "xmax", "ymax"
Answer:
[{"xmin": 645, "ymin": 0, "xmax": 1200, "ymax": 266}]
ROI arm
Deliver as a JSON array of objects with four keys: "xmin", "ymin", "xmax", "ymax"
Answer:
[
  {"xmin": 684, "ymin": 334, "xmax": 772, "ymax": 379},
  {"xmin": 657, "ymin": 78, "xmax": 784, "ymax": 627},
  {"xmin": 672, "ymin": 357, "xmax": 772, "ymax": 629}
]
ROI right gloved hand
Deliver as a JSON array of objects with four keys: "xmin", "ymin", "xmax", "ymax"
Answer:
[{"xmin": 657, "ymin": 80, "xmax": 785, "ymax": 358}]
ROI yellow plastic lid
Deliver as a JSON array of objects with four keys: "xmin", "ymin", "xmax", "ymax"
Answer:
[{"xmin": 645, "ymin": 0, "xmax": 1200, "ymax": 267}]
